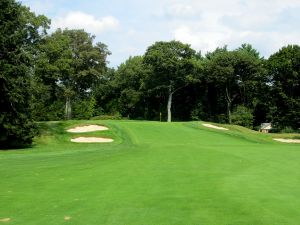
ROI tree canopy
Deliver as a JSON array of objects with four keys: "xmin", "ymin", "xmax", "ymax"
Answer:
[
  {"xmin": 267, "ymin": 45, "xmax": 300, "ymax": 129},
  {"xmin": 33, "ymin": 28, "xmax": 110, "ymax": 120},
  {"xmin": 143, "ymin": 41, "xmax": 199, "ymax": 122},
  {"xmin": 0, "ymin": 0, "xmax": 49, "ymax": 147}
]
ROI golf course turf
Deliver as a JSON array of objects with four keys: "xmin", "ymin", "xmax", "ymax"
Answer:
[{"xmin": 1, "ymin": 120, "xmax": 300, "ymax": 224}]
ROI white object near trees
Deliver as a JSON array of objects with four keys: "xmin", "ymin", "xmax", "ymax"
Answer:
[{"xmin": 259, "ymin": 123, "xmax": 272, "ymax": 133}]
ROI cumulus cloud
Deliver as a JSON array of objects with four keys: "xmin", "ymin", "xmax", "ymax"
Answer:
[
  {"xmin": 52, "ymin": 11, "xmax": 119, "ymax": 34},
  {"xmin": 174, "ymin": 25, "xmax": 300, "ymax": 57},
  {"xmin": 168, "ymin": 0, "xmax": 300, "ymax": 57},
  {"xmin": 173, "ymin": 26, "xmax": 228, "ymax": 53},
  {"xmin": 22, "ymin": 0, "xmax": 300, "ymax": 66}
]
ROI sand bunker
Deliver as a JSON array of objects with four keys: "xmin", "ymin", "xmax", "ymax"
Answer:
[
  {"xmin": 202, "ymin": 123, "xmax": 229, "ymax": 130},
  {"xmin": 0, "ymin": 218, "xmax": 11, "ymax": 222},
  {"xmin": 67, "ymin": 125, "xmax": 108, "ymax": 133},
  {"xmin": 273, "ymin": 138, "xmax": 300, "ymax": 143},
  {"xmin": 71, "ymin": 137, "xmax": 114, "ymax": 143},
  {"xmin": 64, "ymin": 216, "xmax": 71, "ymax": 221}
]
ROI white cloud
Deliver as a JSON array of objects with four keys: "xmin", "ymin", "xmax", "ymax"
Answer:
[
  {"xmin": 173, "ymin": 26, "xmax": 227, "ymax": 53},
  {"xmin": 52, "ymin": 11, "xmax": 119, "ymax": 34},
  {"xmin": 168, "ymin": 0, "xmax": 300, "ymax": 57},
  {"xmin": 22, "ymin": 0, "xmax": 300, "ymax": 66},
  {"xmin": 174, "ymin": 25, "xmax": 300, "ymax": 57}
]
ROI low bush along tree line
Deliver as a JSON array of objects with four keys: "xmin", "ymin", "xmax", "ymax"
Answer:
[{"xmin": 1, "ymin": 0, "xmax": 300, "ymax": 147}]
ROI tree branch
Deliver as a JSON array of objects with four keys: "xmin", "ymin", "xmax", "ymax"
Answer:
[
  {"xmin": 171, "ymin": 84, "xmax": 187, "ymax": 95},
  {"xmin": 225, "ymin": 86, "xmax": 231, "ymax": 103},
  {"xmin": 225, "ymin": 86, "xmax": 238, "ymax": 104}
]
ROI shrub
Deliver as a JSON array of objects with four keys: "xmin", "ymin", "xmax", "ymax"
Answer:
[
  {"xmin": 281, "ymin": 126, "xmax": 296, "ymax": 133},
  {"xmin": 231, "ymin": 105, "xmax": 254, "ymax": 129},
  {"xmin": 91, "ymin": 113, "xmax": 122, "ymax": 120}
]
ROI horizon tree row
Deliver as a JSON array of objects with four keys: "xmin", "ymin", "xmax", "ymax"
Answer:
[
  {"xmin": 92, "ymin": 43, "xmax": 299, "ymax": 131},
  {"xmin": 32, "ymin": 36, "xmax": 300, "ymax": 130},
  {"xmin": 1, "ymin": 0, "xmax": 299, "ymax": 147}
]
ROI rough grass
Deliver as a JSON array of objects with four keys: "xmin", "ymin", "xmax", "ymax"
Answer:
[{"xmin": 0, "ymin": 120, "xmax": 300, "ymax": 225}]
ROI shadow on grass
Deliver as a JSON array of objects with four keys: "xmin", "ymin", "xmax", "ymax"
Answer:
[
  {"xmin": 0, "ymin": 121, "xmax": 67, "ymax": 151},
  {"xmin": 0, "ymin": 142, "xmax": 33, "ymax": 151}
]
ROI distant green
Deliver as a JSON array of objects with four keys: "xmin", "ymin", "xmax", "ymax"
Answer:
[{"xmin": 1, "ymin": 120, "xmax": 300, "ymax": 225}]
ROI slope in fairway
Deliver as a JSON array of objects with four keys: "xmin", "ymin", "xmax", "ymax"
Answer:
[{"xmin": 1, "ymin": 120, "xmax": 300, "ymax": 225}]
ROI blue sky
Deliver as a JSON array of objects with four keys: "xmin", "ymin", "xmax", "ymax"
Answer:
[{"xmin": 22, "ymin": 0, "xmax": 300, "ymax": 67}]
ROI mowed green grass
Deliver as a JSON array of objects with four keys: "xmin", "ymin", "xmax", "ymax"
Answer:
[{"xmin": 1, "ymin": 120, "xmax": 300, "ymax": 225}]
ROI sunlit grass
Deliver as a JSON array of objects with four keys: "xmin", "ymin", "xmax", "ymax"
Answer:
[{"xmin": 1, "ymin": 120, "xmax": 300, "ymax": 225}]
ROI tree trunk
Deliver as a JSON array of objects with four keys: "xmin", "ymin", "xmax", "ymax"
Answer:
[
  {"xmin": 167, "ymin": 86, "xmax": 173, "ymax": 122},
  {"xmin": 225, "ymin": 86, "xmax": 232, "ymax": 124},
  {"xmin": 65, "ymin": 97, "xmax": 72, "ymax": 120},
  {"xmin": 227, "ymin": 101, "xmax": 232, "ymax": 124}
]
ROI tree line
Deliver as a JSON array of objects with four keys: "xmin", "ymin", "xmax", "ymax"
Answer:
[{"xmin": 1, "ymin": 0, "xmax": 300, "ymax": 147}]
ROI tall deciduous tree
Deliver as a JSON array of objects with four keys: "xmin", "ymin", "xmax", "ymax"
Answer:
[
  {"xmin": 267, "ymin": 45, "xmax": 300, "ymax": 129},
  {"xmin": 35, "ymin": 29, "xmax": 110, "ymax": 119},
  {"xmin": 0, "ymin": 0, "xmax": 49, "ymax": 147},
  {"xmin": 205, "ymin": 48, "xmax": 238, "ymax": 123},
  {"xmin": 113, "ymin": 56, "xmax": 146, "ymax": 118},
  {"xmin": 205, "ymin": 45, "xmax": 262, "ymax": 124},
  {"xmin": 143, "ymin": 41, "xmax": 198, "ymax": 122}
]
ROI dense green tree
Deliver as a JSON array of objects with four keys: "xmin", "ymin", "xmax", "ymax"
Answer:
[
  {"xmin": 143, "ymin": 41, "xmax": 199, "ymax": 122},
  {"xmin": 231, "ymin": 105, "xmax": 254, "ymax": 128},
  {"xmin": 0, "ymin": 0, "xmax": 49, "ymax": 147},
  {"xmin": 205, "ymin": 49, "xmax": 238, "ymax": 123},
  {"xmin": 267, "ymin": 45, "xmax": 300, "ymax": 129},
  {"xmin": 34, "ymin": 29, "xmax": 110, "ymax": 120},
  {"xmin": 205, "ymin": 45, "xmax": 263, "ymax": 124},
  {"xmin": 92, "ymin": 68, "xmax": 119, "ymax": 116},
  {"xmin": 112, "ymin": 56, "xmax": 146, "ymax": 118}
]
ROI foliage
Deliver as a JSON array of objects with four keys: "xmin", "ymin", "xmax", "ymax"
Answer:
[
  {"xmin": 143, "ymin": 41, "xmax": 199, "ymax": 122},
  {"xmin": 91, "ymin": 113, "xmax": 122, "ymax": 120},
  {"xmin": 113, "ymin": 56, "xmax": 146, "ymax": 118},
  {"xmin": 34, "ymin": 28, "xmax": 110, "ymax": 120},
  {"xmin": 267, "ymin": 45, "xmax": 300, "ymax": 129},
  {"xmin": 0, "ymin": 0, "xmax": 49, "ymax": 147},
  {"xmin": 231, "ymin": 105, "xmax": 254, "ymax": 129},
  {"xmin": 87, "ymin": 96, "xmax": 97, "ymax": 118},
  {"xmin": 2, "ymin": 0, "xmax": 299, "ymax": 138},
  {"xmin": 205, "ymin": 45, "xmax": 263, "ymax": 124},
  {"xmin": 280, "ymin": 126, "xmax": 297, "ymax": 134}
]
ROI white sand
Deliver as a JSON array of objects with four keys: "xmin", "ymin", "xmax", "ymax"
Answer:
[
  {"xmin": 202, "ymin": 123, "xmax": 229, "ymax": 130},
  {"xmin": 71, "ymin": 137, "xmax": 114, "ymax": 143},
  {"xmin": 64, "ymin": 216, "xmax": 71, "ymax": 221},
  {"xmin": 273, "ymin": 138, "xmax": 300, "ymax": 143},
  {"xmin": 0, "ymin": 218, "xmax": 11, "ymax": 222},
  {"xmin": 67, "ymin": 125, "xmax": 108, "ymax": 133}
]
